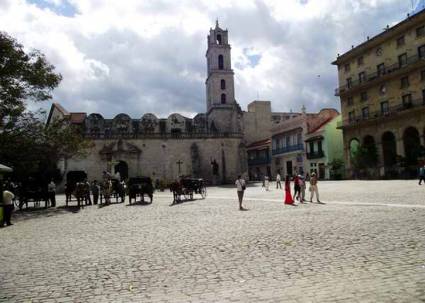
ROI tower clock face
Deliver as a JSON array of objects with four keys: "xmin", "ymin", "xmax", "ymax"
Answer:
[{"xmin": 376, "ymin": 47, "xmax": 383, "ymax": 56}]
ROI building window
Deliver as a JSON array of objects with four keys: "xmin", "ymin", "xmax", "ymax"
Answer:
[
  {"xmin": 286, "ymin": 136, "xmax": 290, "ymax": 147},
  {"xmin": 347, "ymin": 96, "xmax": 354, "ymax": 106},
  {"xmin": 379, "ymin": 84, "xmax": 386, "ymax": 95},
  {"xmin": 416, "ymin": 25, "xmax": 425, "ymax": 38},
  {"xmin": 348, "ymin": 111, "xmax": 355, "ymax": 123},
  {"xmin": 402, "ymin": 94, "xmax": 412, "ymax": 107},
  {"xmin": 220, "ymin": 79, "xmax": 226, "ymax": 89},
  {"xmin": 380, "ymin": 101, "xmax": 389, "ymax": 115},
  {"xmin": 360, "ymin": 91, "xmax": 368, "ymax": 102},
  {"xmin": 221, "ymin": 93, "xmax": 226, "ymax": 104},
  {"xmin": 218, "ymin": 55, "xmax": 224, "ymax": 70},
  {"xmin": 309, "ymin": 141, "xmax": 314, "ymax": 153},
  {"xmin": 357, "ymin": 56, "xmax": 364, "ymax": 66},
  {"xmin": 396, "ymin": 36, "xmax": 405, "ymax": 47},
  {"xmin": 344, "ymin": 63, "xmax": 350, "ymax": 72},
  {"xmin": 358, "ymin": 71, "xmax": 366, "ymax": 83},
  {"xmin": 362, "ymin": 107, "xmax": 369, "ymax": 119},
  {"xmin": 398, "ymin": 53, "xmax": 407, "ymax": 67},
  {"xmin": 346, "ymin": 77, "xmax": 352, "ymax": 88},
  {"xmin": 377, "ymin": 63, "xmax": 385, "ymax": 76},
  {"xmin": 419, "ymin": 44, "xmax": 425, "ymax": 58},
  {"xmin": 297, "ymin": 133, "xmax": 302, "ymax": 145},
  {"xmin": 400, "ymin": 76, "xmax": 410, "ymax": 89},
  {"xmin": 318, "ymin": 140, "xmax": 323, "ymax": 153}
]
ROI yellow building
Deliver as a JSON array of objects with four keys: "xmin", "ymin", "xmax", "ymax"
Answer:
[{"xmin": 333, "ymin": 9, "xmax": 425, "ymax": 178}]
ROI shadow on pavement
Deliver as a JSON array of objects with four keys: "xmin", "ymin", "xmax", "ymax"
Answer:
[{"xmin": 13, "ymin": 205, "xmax": 82, "ymax": 222}]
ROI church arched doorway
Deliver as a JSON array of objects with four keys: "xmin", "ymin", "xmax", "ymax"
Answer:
[
  {"xmin": 403, "ymin": 127, "xmax": 420, "ymax": 166},
  {"xmin": 114, "ymin": 160, "xmax": 128, "ymax": 181}
]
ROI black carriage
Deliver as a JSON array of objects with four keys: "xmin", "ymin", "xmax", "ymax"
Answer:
[
  {"xmin": 15, "ymin": 179, "xmax": 49, "ymax": 210},
  {"xmin": 170, "ymin": 177, "xmax": 207, "ymax": 204},
  {"xmin": 128, "ymin": 177, "xmax": 154, "ymax": 204}
]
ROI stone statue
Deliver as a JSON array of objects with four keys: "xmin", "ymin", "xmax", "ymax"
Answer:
[{"xmin": 211, "ymin": 159, "xmax": 219, "ymax": 176}]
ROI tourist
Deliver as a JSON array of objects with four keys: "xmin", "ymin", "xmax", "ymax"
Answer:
[
  {"xmin": 91, "ymin": 180, "xmax": 100, "ymax": 205},
  {"xmin": 235, "ymin": 175, "xmax": 246, "ymax": 210},
  {"xmin": 284, "ymin": 175, "xmax": 294, "ymax": 205},
  {"xmin": 84, "ymin": 180, "xmax": 92, "ymax": 205},
  {"xmin": 276, "ymin": 172, "xmax": 282, "ymax": 189},
  {"xmin": 293, "ymin": 175, "xmax": 301, "ymax": 201},
  {"xmin": 299, "ymin": 175, "xmax": 306, "ymax": 203},
  {"xmin": 309, "ymin": 173, "xmax": 321, "ymax": 203},
  {"xmin": 47, "ymin": 180, "xmax": 56, "ymax": 207},
  {"xmin": 2, "ymin": 189, "xmax": 15, "ymax": 226},
  {"xmin": 419, "ymin": 164, "xmax": 425, "ymax": 185},
  {"xmin": 261, "ymin": 173, "xmax": 265, "ymax": 188},
  {"xmin": 264, "ymin": 175, "xmax": 270, "ymax": 191}
]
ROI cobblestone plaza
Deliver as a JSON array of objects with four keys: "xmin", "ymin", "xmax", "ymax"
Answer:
[{"xmin": 1, "ymin": 181, "xmax": 425, "ymax": 303}]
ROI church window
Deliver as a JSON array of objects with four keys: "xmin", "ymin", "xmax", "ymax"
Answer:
[
  {"xmin": 221, "ymin": 79, "xmax": 226, "ymax": 89},
  {"xmin": 221, "ymin": 93, "xmax": 226, "ymax": 104},
  {"xmin": 216, "ymin": 34, "xmax": 222, "ymax": 45},
  {"xmin": 218, "ymin": 55, "xmax": 224, "ymax": 70}
]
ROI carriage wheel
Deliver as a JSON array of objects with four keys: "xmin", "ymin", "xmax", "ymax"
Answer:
[{"xmin": 200, "ymin": 187, "xmax": 207, "ymax": 199}]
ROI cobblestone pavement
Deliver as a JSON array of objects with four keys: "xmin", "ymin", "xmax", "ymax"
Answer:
[{"xmin": 1, "ymin": 180, "xmax": 424, "ymax": 303}]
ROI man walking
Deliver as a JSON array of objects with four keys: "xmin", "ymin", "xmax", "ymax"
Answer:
[
  {"xmin": 91, "ymin": 180, "xmax": 100, "ymax": 205},
  {"xmin": 235, "ymin": 175, "xmax": 247, "ymax": 210},
  {"xmin": 309, "ymin": 173, "xmax": 321, "ymax": 203},
  {"xmin": 2, "ymin": 189, "xmax": 15, "ymax": 226},
  {"xmin": 47, "ymin": 180, "xmax": 56, "ymax": 207},
  {"xmin": 276, "ymin": 172, "xmax": 282, "ymax": 189},
  {"xmin": 419, "ymin": 164, "xmax": 425, "ymax": 185}
]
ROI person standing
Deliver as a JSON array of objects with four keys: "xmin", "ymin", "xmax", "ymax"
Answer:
[
  {"xmin": 309, "ymin": 173, "xmax": 321, "ymax": 203},
  {"xmin": 276, "ymin": 172, "xmax": 282, "ymax": 189},
  {"xmin": 299, "ymin": 175, "xmax": 306, "ymax": 203},
  {"xmin": 293, "ymin": 175, "xmax": 301, "ymax": 201},
  {"xmin": 284, "ymin": 175, "xmax": 294, "ymax": 205},
  {"xmin": 419, "ymin": 164, "xmax": 425, "ymax": 185},
  {"xmin": 91, "ymin": 180, "xmax": 100, "ymax": 205},
  {"xmin": 2, "ymin": 189, "xmax": 15, "ymax": 226},
  {"xmin": 235, "ymin": 175, "xmax": 246, "ymax": 210},
  {"xmin": 47, "ymin": 180, "xmax": 56, "ymax": 207},
  {"xmin": 264, "ymin": 175, "xmax": 270, "ymax": 191}
]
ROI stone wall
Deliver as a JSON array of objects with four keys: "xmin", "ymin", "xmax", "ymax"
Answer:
[{"xmin": 63, "ymin": 137, "xmax": 246, "ymax": 185}]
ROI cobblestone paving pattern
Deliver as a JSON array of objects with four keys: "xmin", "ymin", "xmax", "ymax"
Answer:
[{"xmin": 0, "ymin": 180, "xmax": 424, "ymax": 302}]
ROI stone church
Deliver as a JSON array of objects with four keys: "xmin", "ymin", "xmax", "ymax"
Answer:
[{"xmin": 47, "ymin": 22, "xmax": 287, "ymax": 184}]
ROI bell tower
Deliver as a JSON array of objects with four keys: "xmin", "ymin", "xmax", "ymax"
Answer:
[{"xmin": 205, "ymin": 21, "xmax": 241, "ymax": 133}]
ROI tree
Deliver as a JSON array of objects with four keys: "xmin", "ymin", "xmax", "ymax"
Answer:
[
  {"xmin": 328, "ymin": 158, "xmax": 345, "ymax": 179},
  {"xmin": 0, "ymin": 32, "xmax": 89, "ymax": 184},
  {"xmin": 0, "ymin": 31, "xmax": 62, "ymax": 127}
]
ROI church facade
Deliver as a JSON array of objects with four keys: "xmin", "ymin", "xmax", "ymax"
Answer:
[{"xmin": 48, "ymin": 22, "xmax": 336, "ymax": 185}]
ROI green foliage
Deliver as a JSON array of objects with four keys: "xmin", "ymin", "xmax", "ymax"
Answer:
[
  {"xmin": 0, "ymin": 31, "xmax": 62, "ymax": 125},
  {"xmin": 0, "ymin": 32, "xmax": 89, "ymax": 183},
  {"xmin": 0, "ymin": 111, "xmax": 92, "ymax": 182},
  {"xmin": 328, "ymin": 158, "xmax": 345, "ymax": 180},
  {"xmin": 351, "ymin": 143, "xmax": 379, "ymax": 170}
]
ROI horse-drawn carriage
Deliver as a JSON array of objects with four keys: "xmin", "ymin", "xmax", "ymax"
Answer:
[
  {"xmin": 100, "ymin": 179, "xmax": 126, "ymax": 204},
  {"xmin": 15, "ymin": 179, "xmax": 49, "ymax": 210},
  {"xmin": 65, "ymin": 171, "xmax": 88, "ymax": 207},
  {"xmin": 128, "ymin": 177, "xmax": 154, "ymax": 204},
  {"xmin": 170, "ymin": 177, "xmax": 207, "ymax": 204}
]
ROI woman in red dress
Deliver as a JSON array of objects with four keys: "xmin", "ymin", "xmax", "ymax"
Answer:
[{"xmin": 284, "ymin": 175, "xmax": 294, "ymax": 205}]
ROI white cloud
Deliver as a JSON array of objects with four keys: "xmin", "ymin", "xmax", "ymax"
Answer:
[{"xmin": 0, "ymin": 0, "xmax": 412, "ymax": 117}]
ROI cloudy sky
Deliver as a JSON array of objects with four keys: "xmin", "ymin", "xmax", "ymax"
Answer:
[{"xmin": 0, "ymin": 0, "xmax": 420, "ymax": 118}]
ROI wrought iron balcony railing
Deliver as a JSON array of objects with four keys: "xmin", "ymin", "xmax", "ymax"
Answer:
[
  {"xmin": 272, "ymin": 144, "xmax": 304, "ymax": 156},
  {"xmin": 337, "ymin": 98, "xmax": 425, "ymax": 129},
  {"xmin": 248, "ymin": 158, "xmax": 271, "ymax": 166},
  {"xmin": 335, "ymin": 54, "xmax": 425, "ymax": 96},
  {"xmin": 306, "ymin": 151, "xmax": 325, "ymax": 159}
]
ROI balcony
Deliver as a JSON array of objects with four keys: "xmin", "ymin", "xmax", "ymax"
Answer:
[
  {"xmin": 306, "ymin": 150, "xmax": 325, "ymax": 159},
  {"xmin": 337, "ymin": 98, "xmax": 425, "ymax": 129},
  {"xmin": 335, "ymin": 54, "xmax": 425, "ymax": 96},
  {"xmin": 248, "ymin": 158, "xmax": 271, "ymax": 166},
  {"xmin": 272, "ymin": 144, "xmax": 304, "ymax": 156}
]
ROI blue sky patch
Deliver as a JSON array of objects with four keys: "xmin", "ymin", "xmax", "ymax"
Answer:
[
  {"xmin": 27, "ymin": 0, "xmax": 77, "ymax": 17},
  {"xmin": 243, "ymin": 48, "xmax": 261, "ymax": 68}
]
